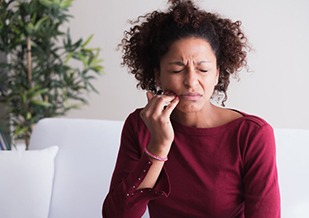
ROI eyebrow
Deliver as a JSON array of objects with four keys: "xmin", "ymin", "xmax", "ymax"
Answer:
[{"xmin": 168, "ymin": 60, "xmax": 212, "ymax": 66}]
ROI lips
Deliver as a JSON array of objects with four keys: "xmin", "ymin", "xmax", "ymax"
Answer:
[{"xmin": 179, "ymin": 92, "xmax": 202, "ymax": 101}]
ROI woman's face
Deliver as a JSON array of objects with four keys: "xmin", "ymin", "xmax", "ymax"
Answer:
[{"xmin": 157, "ymin": 37, "xmax": 219, "ymax": 114}]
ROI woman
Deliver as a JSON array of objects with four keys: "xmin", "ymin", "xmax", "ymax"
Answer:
[{"xmin": 102, "ymin": 0, "xmax": 280, "ymax": 217}]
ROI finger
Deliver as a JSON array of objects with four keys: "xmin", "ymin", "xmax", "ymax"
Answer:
[
  {"xmin": 142, "ymin": 91, "xmax": 160, "ymax": 118},
  {"xmin": 162, "ymin": 95, "xmax": 179, "ymax": 115},
  {"xmin": 144, "ymin": 92, "xmax": 177, "ymax": 115},
  {"xmin": 146, "ymin": 91, "xmax": 155, "ymax": 103},
  {"xmin": 159, "ymin": 94, "xmax": 178, "ymax": 107}
]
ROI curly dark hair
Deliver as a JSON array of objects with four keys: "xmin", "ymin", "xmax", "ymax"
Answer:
[{"xmin": 120, "ymin": 0, "xmax": 249, "ymax": 105}]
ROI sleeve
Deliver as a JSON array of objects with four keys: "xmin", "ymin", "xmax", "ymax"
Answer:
[
  {"xmin": 243, "ymin": 123, "xmax": 281, "ymax": 218},
  {"xmin": 102, "ymin": 111, "xmax": 170, "ymax": 218}
]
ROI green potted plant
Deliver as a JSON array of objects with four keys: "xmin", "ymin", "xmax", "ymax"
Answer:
[{"xmin": 0, "ymin": 0, "xmax": 104, "ymax": 149}]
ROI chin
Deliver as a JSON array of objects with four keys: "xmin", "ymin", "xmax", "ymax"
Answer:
[{"xmin": 175, "ymin": 102, "xmax": 204, "ymax": 113}]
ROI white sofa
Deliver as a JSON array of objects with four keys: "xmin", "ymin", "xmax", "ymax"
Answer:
[{"xmin": 28, "ymin": 118, "xmax": 309, "ymax": 218}]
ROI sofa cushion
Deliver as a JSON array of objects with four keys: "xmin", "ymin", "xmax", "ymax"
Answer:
[
  {"xmin": 275, "ymin": 128, "xmax": 309, "ymax": 218},
  {"xmin": 29, "ymin": 118, "xmax": 124, "ymax": 218},
  {"xmin": 0, "ymin": 146, "xmax": 58, "ymax": 218}
]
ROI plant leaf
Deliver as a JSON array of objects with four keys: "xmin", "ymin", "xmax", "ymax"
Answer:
[{"xmin": 81, "ymin": 34, "xmax": 93, "ymax": 48}]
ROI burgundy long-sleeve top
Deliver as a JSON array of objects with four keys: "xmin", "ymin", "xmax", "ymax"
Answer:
[{"xmin": 102, "ymin": 109, "xmax": 280, "ymax": 218}]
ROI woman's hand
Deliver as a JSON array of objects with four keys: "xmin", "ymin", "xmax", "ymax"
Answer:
[{"xmin": 140, "ymin": 91, "xmax": 179, "ymax": 156}]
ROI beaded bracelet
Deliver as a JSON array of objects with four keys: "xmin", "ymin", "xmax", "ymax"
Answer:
[{"xmin": 145, "ymin": 148, "xmax": 168, "ymax": 162}]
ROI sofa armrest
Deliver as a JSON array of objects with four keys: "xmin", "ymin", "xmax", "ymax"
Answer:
[
  {"xmin": 29, "ymin": 118, "xmax": 124, "ymax": 218},
  {"xmin": 275, "ymin": 128, "xmax": 309, "ymax": 218}
]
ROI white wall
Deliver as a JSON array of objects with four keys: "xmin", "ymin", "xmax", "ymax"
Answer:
[{"xmin": 65, "ymin": 0, "xmax": 309, "ymax": 129}]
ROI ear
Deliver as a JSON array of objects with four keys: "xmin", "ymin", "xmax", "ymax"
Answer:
[{"xmin": 215, "ymin": 68, "xmax": 220, "ymax": 85}]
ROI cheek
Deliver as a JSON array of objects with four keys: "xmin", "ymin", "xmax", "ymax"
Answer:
[
  {"xmin": 211, "ymin": 77, "xmax": 218, "ymax": 87},
  {"xmin": 159, "ymin": 74, "xmax": 175, "ymax": 86},
  {"xmin": 208, "ymin": 73, "xmax": 219, "ymax": 86}
]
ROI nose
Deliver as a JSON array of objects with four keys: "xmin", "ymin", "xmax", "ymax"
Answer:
[{"xmin": 183, "ymin": 67, "xmax": 198, "ymax": 87}]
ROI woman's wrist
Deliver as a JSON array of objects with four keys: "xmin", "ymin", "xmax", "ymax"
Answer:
[
  {"xmin": 145, "ymin": 141, "xmax": 171, "ymax": 162},
  {"xmin": 145, "ymin": 147, "xmax": 168, "ymax": 162}
]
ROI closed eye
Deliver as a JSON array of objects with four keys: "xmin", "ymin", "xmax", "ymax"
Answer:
[
  {"xmin": 199, "ymin": 69, "xmax": 208, "ymax": 73},
  {"xmin": 172, "ymin": 69, "xmax": 184, "ymax": 73}
]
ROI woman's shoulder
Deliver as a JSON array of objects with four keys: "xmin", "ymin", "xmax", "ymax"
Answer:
[
  {"xmin": 126, "ymin": 108, "xmax": 143, "ymax": 121},
  {"xmin": 216, "ymin": 107, "xmax": 272, "ymax": 130},
  {"xmin": 213, "ymin": 108, "xmax": 274, "ymax": 138},
  {"xmin": 231, "ymin": 110, "xmax": 275, "ymax": 140},
  {"xmin": 235, "ymin": 110, "xmax": 272, "ymax": 128},
  {"xmin": 124, "ymin": 108, "xmax": 146, "ymax": 129}
]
